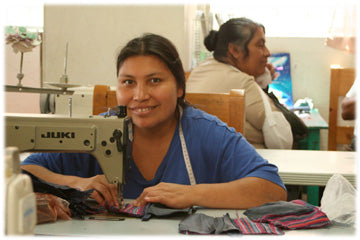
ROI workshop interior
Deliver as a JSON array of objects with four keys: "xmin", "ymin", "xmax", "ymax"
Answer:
[{"xmin": 3, "ymin": 1, "xmax": 358, "ymax": 237}]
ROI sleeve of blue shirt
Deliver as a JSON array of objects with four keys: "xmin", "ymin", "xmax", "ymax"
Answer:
[
  {"xmin": 219, "ymin": 129, "xmax": 285, "ymax": 189},
  {"xmin": 183, "ymin": 107, "xmax": 286, "ymax": 191},
  {"xmin": 21, "ymin": 152, "xmax": 103, "ymax": 178}
]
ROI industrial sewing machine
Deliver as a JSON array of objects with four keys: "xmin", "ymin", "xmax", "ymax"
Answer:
[{"xmin": 4, "ymin": 107, "xmax": 128, "ymax": 234}]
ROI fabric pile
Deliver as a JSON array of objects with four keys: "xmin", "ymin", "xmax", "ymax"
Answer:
[
  {"xmin": 22, "ymin": 169, "xmax": 194, "ymax": 222},
  {"xmin": 179, "ymin": 213, "xmax": 284, "ymax": 235},
  {"xmin": 22, "ymin": 169, "xmax": 331, "ymax": 236},
  {"xmin": 107, "ymin": 202, "xmax": 195, "ymax": 221},
  {"xmin": 244, "ymin": 199, "xmax": 331, "ymax": 230},
  {"xmin": 178, "ymin": 200, "xmax": 330, "ymax": 235},
  {"xmin": 22, "ymin": 170, "xmax": 105, "ymax": 220}
]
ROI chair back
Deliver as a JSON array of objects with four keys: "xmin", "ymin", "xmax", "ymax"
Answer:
[
  {"xmin": 185, "ymin": 89, "xmax": 245, "ymax": 134},
  {"xmin": 92, "ymin": 85, "xmax": 117, "ymax": 115},
  {"xmin": 328, "ymin": 68, "xmax": 355, "ymax": 150}
]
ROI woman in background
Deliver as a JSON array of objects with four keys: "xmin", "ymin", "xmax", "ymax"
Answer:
[
  {"xmin": 187, "ymin": 17, "xmax": 291, "ymax": 149},
  {"xmin": 21, "ymin": 33, "xmax": 287, "ymax": 209}
]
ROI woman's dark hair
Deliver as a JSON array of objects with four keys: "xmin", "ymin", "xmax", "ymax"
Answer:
[
  {"xmin": 116, "ymin": 33, "xmax": 186, "ymax": 108},
  {"xmin": 204, "ymin": 17, "xmax": 265, "ymax": 61}
]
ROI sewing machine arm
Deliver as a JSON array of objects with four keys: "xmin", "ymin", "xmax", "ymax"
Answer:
[{"xmin": 5, "ymin": 113, "xmax": 128, "ymax": 187}]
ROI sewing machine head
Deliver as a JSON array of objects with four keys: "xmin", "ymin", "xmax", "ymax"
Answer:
[{"xmin": 5, "ymin": 106, "xmax": 128, "ymax": 206}]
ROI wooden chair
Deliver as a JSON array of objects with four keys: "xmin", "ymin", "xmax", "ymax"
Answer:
[
  {"xmin": 185, "ymin": 89, "xmax": 245, "ymax": 134},
  {"xmin": 185, "ymin": 71, "xmax": 191, "ymax": 81},
  {"xmin": 328, "ymin": 68, "xmax": 355, "ymax": 150},
  {"xmin": 92, "ymin": 85, "xmax": 117, "ymax": 115},
  {"xmin": 92, "ymin": 85, "xmax": 245, "ymax": 134}
]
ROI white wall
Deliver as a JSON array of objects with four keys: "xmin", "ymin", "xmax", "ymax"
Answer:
[
  {"xmin": 43, "ymin": 5, "xmax": 192, "ymax": 87},
  {"xmin": 266, "ymin": 37, "xmax": 355, "ymax": 149},
  {"xmin": 267, "ymin": 37, "xmax": 355, "ymax": 121},
  {"xmin": 4, "ymin": 44, "xmax": 41, "ymax": 113}
]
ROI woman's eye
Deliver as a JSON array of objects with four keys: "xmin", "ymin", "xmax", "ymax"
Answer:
[
  {"xmin": 123, "ymin": 79, "xmax": 134, "ymax": 85},
  {"xmin": 150, "ymin": 78, "xmax": 161, "ymax": 83}
]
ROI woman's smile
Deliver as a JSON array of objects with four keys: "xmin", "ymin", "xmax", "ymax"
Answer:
[{"xmin": 129, "ymin": 105, "xmax": 158, "ymax": 115}]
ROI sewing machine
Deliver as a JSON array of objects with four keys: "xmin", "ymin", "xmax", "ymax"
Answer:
[{"xmin": 4, "ymin": 107, "xmax": 128, "ymax": 234}]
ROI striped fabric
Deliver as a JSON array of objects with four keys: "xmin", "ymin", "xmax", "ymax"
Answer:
[
  {"xmin": 232, "ymin": 218, "xmax": 284, "ymax": 235},
  {"xmin": 107, "ymin": 202, "xmax": 193, "ymax": 221},
  {"xmin": 107, "ymin": 203, "xmax": 147, "ymax": 217},
  {"xmin": 250, "ymin": 200, "xmax": 330, "ymax": 230},
  {"xmin": 179, "ymin": 213, "xmax": 284, "ymax": 235}
]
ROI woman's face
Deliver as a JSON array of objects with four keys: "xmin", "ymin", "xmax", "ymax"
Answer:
[
  {"xmin": 116, "ymin": 55, "xmax": 183, "ymax": 130},
  {"xmin": 236, "ymin": 27, "xmax": 270, "ymax": 77}
]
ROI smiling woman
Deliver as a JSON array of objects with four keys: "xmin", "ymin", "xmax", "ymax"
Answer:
[
  {"xmin": 21, "ymin": 33, "xmax": 287, "ymax": 210},
  {"xmin": 117, "ymin": 55, "xmax": 182, "ymax": 181},
  {"xmin": 114, "ymin": 34, "xmax": 186, "ymax": 182}
]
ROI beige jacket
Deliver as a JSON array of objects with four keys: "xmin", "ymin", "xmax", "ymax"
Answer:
[{"xmin": 187, "ymin": 58, "xmax": 281, "ymax": 149}]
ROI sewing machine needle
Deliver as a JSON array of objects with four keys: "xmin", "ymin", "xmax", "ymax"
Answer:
[{"xmin": 117, "ymin": 182, "xmax": 124, "ymax": 209}]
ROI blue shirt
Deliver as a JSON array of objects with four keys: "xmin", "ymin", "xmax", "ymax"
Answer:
[{"xmin": 22, "ymin": 106, "xmax": 286, "ymax": 198}]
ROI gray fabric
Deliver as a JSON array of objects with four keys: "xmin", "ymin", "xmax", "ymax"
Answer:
[
  {"xmin": 179, "ymin": 213, "xmax": 216, "ymax": 234},
  {"xmin": 218, "ymin": 214, "xmax": 239, "ymax": 233},
  {"xmin": 142, "ymin": 203, "xmax": 193, "ymax": 221},
  {"xmin": 179, "ymin": 213, "xmax": 238, "ymax": 234},
  {"xmin": 244, "ymin": 201, "xmax": 313, "ymax": 220}
]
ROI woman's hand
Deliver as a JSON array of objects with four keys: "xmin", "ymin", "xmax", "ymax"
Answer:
[
  {"xmin": 74, "ymin": 175, "xmax": 118, "ymax": 207},
  {"xmin": 133, "ymin": 178, "xmax": 286, "ymax": 210},
  {"xmin": 21, "ymin": 165, "xmax": 118, "ymax": 207},
  {"xmin": 266, "ymin": 63, "xmax": 278, "ymax": 80},
  {"xmin": 132, "ymin": 182, "xmax": 195, "ymax": 209}
]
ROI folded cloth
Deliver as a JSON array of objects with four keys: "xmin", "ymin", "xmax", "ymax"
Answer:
[
  {"xmin": 232, "ymin": 217, "xmax": 284, "ymax": 235},
  {"xmin": 179, "ymin": 213, "xmax": 283, "ymax": 235},
  {"xmin": 244, "ymin": 199, "xmax": 330, "ymax": 230},
  {"xmin": 107, "ymin": 203, "xmax": 147, "ymax": 217},
  {"xmin": 107, "ymin": 202, "xmax": 194, "ymax": 221},
  {"xmin": 142, "ymin": 202, "xmax": 195, "ymax": 221},
  {"xmin": 179, "ymin": 213, "xmax": 239, "ymax": 234},
  {"xmin": 244, "ymin": 200, "xmax": 314, "ymax": 220}
]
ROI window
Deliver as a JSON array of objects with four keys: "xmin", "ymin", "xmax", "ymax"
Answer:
[
  {"xmin": 209, "ymin": 2, "xmax": 349, "ymax": 38},
  {"xmin": 2, "ymin": 4, "xmax": 43, "ymax": 30},
  {"xmin": 191, "ymin": 2, "xmax": 356, "ymax": 66}
]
